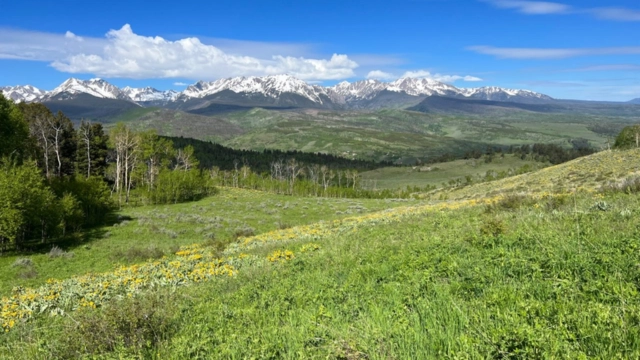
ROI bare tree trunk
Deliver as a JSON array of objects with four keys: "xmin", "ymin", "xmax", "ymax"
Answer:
[
  {"xmin": 81, "ymin": 122, "xmax": 92, "ymax": 178},
  {"xmin": 51, "ymin": 123, "xmax": 63, "ymax": 177}
]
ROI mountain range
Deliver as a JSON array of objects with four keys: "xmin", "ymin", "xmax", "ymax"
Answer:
[
  {"xmin": 2, "ymin": 75, "xmax": 553, "ymax": 109},
  {"xmin": 4, "ymin": 75, "xmax": 639, "ymax": 122}
]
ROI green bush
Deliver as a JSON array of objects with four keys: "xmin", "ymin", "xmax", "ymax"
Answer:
[
  {"xmin": 49, "ymin": 176, "xmax": 116, "ymax": 228},
  {"xmin": 146, "ymin": 169, "xmax": 218, "ymax": 205},
  {"xmin": 613, "ymin": 124, "xmax": 640, "ymax": 149},
  {"xmin": 0, "ymin": 161, "xmax": 59, "ymax": 251},
  {"xmin": 53, "ymin": 292, "xmax": 178, "ymax": 358},
  {"xmin": 480, "ymin": 217, "xmax": 507, "ymax": 238}
]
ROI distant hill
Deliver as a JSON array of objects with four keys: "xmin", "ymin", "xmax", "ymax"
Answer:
[
  {"xmin": 117, "ymin": 108, "xmax": 244, "ymax": 142},
  {"xmin": 42, "ymin": 94, "xmax": 140, "ymax": 122},
  {"xmin": 629, "ymin": 98, "xmax": 640, "ymax": 104},
  {"xmin": 407, "ymin": 96, "xmax": 564, "ymax": 115}
]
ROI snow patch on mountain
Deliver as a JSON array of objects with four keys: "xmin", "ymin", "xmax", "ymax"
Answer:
[
  {"xmin": 329, "ymin": 80, "xmax": 387, "ymax": 101},
  {"xmin": 122, "ymin": 87, "xmax": 179, "ymax": 102},
  {"xmin": 459, "ymin": 86, "xmax": 553, "ymax": 101},
  {"xmin": 181, "ymin": 75, "xmax": 337, "ymax": 104},
  {"xmin": 48, "ymin": 78, "xmax": 125, "ymax": 99},
  {"xmin": 1, "ymin": 85, "xmax": 48, "ymax": 102},
  {"xmin": 386, "ymin": 77, "xmax": 461, "ymax": 96}
]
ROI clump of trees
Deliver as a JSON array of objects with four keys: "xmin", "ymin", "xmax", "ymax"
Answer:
[
  {"xmin": 614, "ymin": 124, "xmax": 640, "ymax": 149},
  {"xmin": 0, "ymin": 94, "xmax": 216, "ymax": 252}
]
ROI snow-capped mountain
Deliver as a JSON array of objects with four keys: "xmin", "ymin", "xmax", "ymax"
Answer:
[
  {"xmin": 386, "ymin": 77, "xmax": 461, "ymax": 97},
  {"xmin": 46, "ymin": 78, "xmax": 126, "ymax": 100},
  {"xmin": 3, "ymin": 75, "xmax": 554, "ymax": 111},
  {"xmin": 330, "ymin": 79, "xmax": 552, "ymax": 103},
  {"xmin": 1, "ymin": 85, "xmax": 48, "ymax": 102},
  {"xmin": 121, "ymin": 86, "xmax": 179, "ymax": 102},
  {"xmin": 330, "ymin": 80, "xmax": 388, "ymax": 102},
  {"xmin": 459, "ymin": 86, "xmax": 553, "ymax": 102},
  {"xmin": 181, "ymin": 75, "xmax": 339, "ymax": 105}
]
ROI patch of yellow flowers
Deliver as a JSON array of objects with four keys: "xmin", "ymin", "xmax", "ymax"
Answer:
[
  {"xmin": 1, "ymin": 243, "xmax": 237, "ymax": 333},
  {"xmin": 267, "ymin": 250, "xmax": 295, "ymax": 262}
]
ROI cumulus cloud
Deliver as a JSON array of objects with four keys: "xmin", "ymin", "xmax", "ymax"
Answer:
[
  {"xmin": 469, "ymin": 45, "xmax": 640, "ymax": 59},
  {"xmin": 1, "ymin": 24, "xmax": 359, "ymax": 81},
  {"xmin": 366, "ymin": 70, "xmax": 396, "ymax": 80},
  {"xmin": 52, "ymin": 25, "xmax": 358, "ymax": 81},
  {"xmin": 401, "ymin": 70, "xmax": 483, "ymax": 82}
]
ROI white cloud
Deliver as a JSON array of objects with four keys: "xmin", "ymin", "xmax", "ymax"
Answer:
[
  {"xmin": 469, "ymin": 45, "xmax": 640, "ymax": 59},
  {"xmin": 568, "ymin": 64, "xmax": 640, "ymax": 72},
  {"xmin": 485, "ymin": 0, "xmax": 640, "ymax": 21},
  {"xmin": 173, "ymin": 82, "xmax": 188, "ymax": 86},
  {"xmin": 487, "ymin": 0, "xmax": 570, "ymax": 14},
  {"xmin": 1, "ymin": 24, "xmax": 359, "ymax": 81},
  {"xmin": 64, "ymin": 31, "xmax": 83, "ymax": 41},
  {"xmin": 366, "ymin": 70, "xmax": 396, "ymax": 80},
  {"xmin": 589, "ymin": 7, "xmax": 640, "ymax": 21},
  {"xmin": 0, "ymin": 28, "xmax": 105, "ymax": 61},
  {"xmin": 401, "ymin": 70, "xmax": 483, "ymax": 82}
]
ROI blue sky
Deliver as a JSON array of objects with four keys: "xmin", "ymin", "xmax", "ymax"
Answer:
[{"xmin": 1, "ymin": 0, "xmax": 639, "ymax": 101}]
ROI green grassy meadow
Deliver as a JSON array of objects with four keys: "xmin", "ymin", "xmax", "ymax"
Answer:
[
  {"xmin": 0, "ymin": 188, "xmax": 417, "ymax": 295},
  {"xmin": 2, "ymin": 149, "xmax": 640, "ymax": 358}
]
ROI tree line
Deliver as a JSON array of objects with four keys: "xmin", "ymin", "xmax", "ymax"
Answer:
[
  {"xmin": 0, "ymin": 95, "xmax": 216, "ymax": 252},
  {"xmin": 166, "ymin": 136, "xmax": 391, "ymax": 173}
]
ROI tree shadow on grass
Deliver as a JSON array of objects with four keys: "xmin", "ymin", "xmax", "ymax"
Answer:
[{"xmin": 3, "ymin": 214, "xmax": 135, "ymax": 257}]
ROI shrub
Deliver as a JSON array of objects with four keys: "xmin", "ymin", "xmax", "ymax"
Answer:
[
  {"xmin": 613, "ymin": 124, "xmax": 640, "ymax": 149},
  {"xmin": 115, "ymin": 245, "xmax": 165, "ymax": 263},
  {"xmin": 480, "ymin": 218, "xmax": 507, "ymax": 238},
  {"xmin": 601, "ymin": 175, "xmax": 640, "ymax": 194},
  {"xmin": 276, "ymin": 221, "xmax": 292, "ymax": 230},
  {"xmin": 53, "ymin": 292, "xmax": 178, "ymax": 358},
  {"xmin": 48, "ymin": 246, "xmax": 74, "ymax": 259},
  {"xmin": 544, "ymin": 194, "xmax": 569, "ymax": 211},
  {"xmin": 486, "ymin": 193, "xmax": 533, "ymax": 212},
  {"xmin": 234, "ymin": 226, "xmax": 255, "ymax": 239},
  {"xmin": 17, "ymin": 267, "xmax": 38, "ymax": 279},
  {"xmin": 11, "ymin": 258, "xmax": 33, "ymax": 268}
]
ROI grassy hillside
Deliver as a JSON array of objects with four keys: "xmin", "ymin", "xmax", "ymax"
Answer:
[
  {"xmin": 360, "ymin": 154, "xmax": 547, "ymax": 189},
  {"xmin": 3, "ymin": 149, "xmax": 640, "ymax": 358},
  {"xmin": 219, "ymin": 109, "xmax": 627, "ymax": 162},
  {"xmin": 103, "ymin": 106, "xmax": 634, "ymax": 164},
  {"xmin": 107, "ymin": 108, "xmax": 244, "ymax": 142},
  {"xmin": 443, "ymin": 148, "xmax": 640, "ymax": 200}
]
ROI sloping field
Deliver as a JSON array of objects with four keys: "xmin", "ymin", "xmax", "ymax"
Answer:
[
  {"xmin": 444, "ymin": 148, "xmax": 640, "ymax": 199},
  {"xmin": 2, "ymin": 149, "xmax": 640, "ymax": 358}
]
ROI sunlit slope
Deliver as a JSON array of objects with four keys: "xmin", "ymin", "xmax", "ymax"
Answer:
[{"xmin": 443, "ymin": 148, "xmax": 640, "ymax": 199}]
